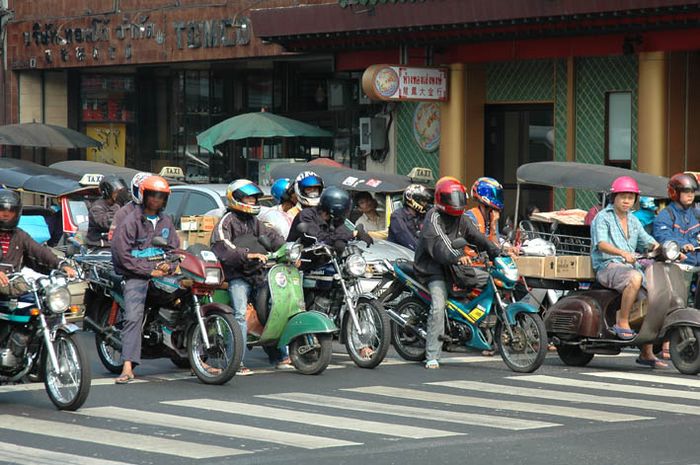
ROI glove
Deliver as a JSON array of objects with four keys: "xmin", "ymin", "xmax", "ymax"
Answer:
[{"xmin": 356, "ymin": 225, "xmax": 374, "ymax": 247}]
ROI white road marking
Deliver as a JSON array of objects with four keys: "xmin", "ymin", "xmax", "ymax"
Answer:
[
  {"xmin": 258, "ymin": 392, "xmax": 560, "ymax": 430},
  {"xmin": 347, "ymin": 386, "xmax": 651, "ymax": 423},
  {"xmin": 0, "ymin": 415, "xmax": 243, "ymax": 459},
  {"xmin": 584, "ymin": 371, "xmax": 700, "ymax": 388},
  {"xmin": 164, "ymin": 398, "xmax": 461, "ymax": 439},
  {"xmin": 76, "ymin": 406, "xmax": 359, "ymax": 449},
  {"xmin": 0, "ymin": 442, "xmax": 135, "ymax": 465}
]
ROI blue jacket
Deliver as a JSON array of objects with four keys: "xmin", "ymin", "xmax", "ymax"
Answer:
[
  {"xmin": 653, "ymin": 202, "xmax": 700, "ymax": 266},
  {"xmin": 388, "ymin": 207, "xmax": 423, "ymax": 251}
]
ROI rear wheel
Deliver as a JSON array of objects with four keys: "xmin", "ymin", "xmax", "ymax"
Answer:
[
  {"xmin": 670, "ymin": 326, "xmax": 700, "ymax": 375},
  {"xmin": 95, "ymin": 302, "xmax": 124, "ymax": 374},
  {"xmin": 556, "ymin": 345, "xmax": 594, "ymax": 367},
  {"xmin": 44, "ymin": 332, "xmax": 91, "ymax": 411},
  {"xmin": 344, "ymin": 298, "xmax": 391, "ymax": 369},
  {"xmin": 289, "ymin": 334, "xmax": 332, "ymax": 375},
  {"xmin": 188, "ymin": 309, "xmax": 243, "ymax": 385},
  {"xmin": 496, "ymin": 312, "xmax": 547, "ymax": 373},
  {"xmin": 390, "ymin": 297, "xmax": 427, "ymax": 362}
]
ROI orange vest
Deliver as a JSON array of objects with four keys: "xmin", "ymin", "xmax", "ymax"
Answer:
[{"xmin": 464, "ymin": 207, "xmax": 497, "ymax": 259}]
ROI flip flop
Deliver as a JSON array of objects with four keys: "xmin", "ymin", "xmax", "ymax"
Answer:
[
  {"xmin": 612, "ymin": 325, "xmax": 636, "ymax": 340},
  {"xmin": 635, "ymin": 357, "xmax": 669, "ymax": 369},
  {"xmin": 115, "ymin": 374, "xmax": 135, "ymax": 384}
]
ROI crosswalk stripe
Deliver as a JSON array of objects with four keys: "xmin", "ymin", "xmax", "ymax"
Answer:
[
  {"xmin": 76, "ymin": 406, "xmax": 359, "ymax": 449},
  {"xmin": 164, "ymin": 398, "xmax": 460, "ymax": 439},
  {"xmin": 511, "ymin": 375, "xmax": 700, "ymax": 401},
  {"xmin": 431, "ymin": 380, "xmax": 700, "ymax": 416},
  {"xmin": 0, "ymin": 442, "xmax": 135, "ymax": 465},
  {"xmin": 584, "ymin": 371, "xmax": 700, "ymax": 388},
  {"xmin": 258, "ymin": 392, "xmax": 560, "ymax": 430},
  {"xmin": 347, "ymin": 386, "xmax": 651, "ymax": 423},
  {"xmin": 0, "ymin": 415, "xmax": 242, "ymax": 459},
  {"xmin": 0, "ymin": 377, "xmax": 147, "ymax": 394}
]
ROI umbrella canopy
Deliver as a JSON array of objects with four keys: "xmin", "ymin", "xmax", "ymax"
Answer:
[
  {"xmin": 0, "ymin": 158, "xmax": 93, "ymax": 197},
  {"xmin": 50, "ymin": 160, "xmax": 186, "ymax": 185},
  {"xmin": 271, "ymin": 162, "xmax": 412, "ymax": 194},
  {"xmin": 197, "ymin": 112, "xmax": 333, "ymax": 153},
  {"xmin": 0, "ymin": 123, "xmax": 100, "ymax": 149}
]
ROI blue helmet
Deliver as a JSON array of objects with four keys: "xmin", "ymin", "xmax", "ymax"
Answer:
[
  {"xmin": 639, "ymin": 196, "xmax": 656, "ymax": 210},
  {"xmin": 294, "ymin": 171, "xmax": 324, "ymax": 208},
  {"xmin": 471, "ymin": 177, "xmax": 504, "ymax": 211},
  {"xmin": 271, "ymin": 178, "xmax": 292, "ymax": 204}
]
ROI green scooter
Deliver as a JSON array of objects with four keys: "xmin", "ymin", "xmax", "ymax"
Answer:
[{"xmin": 212, "ymin": 241, "xmax": 338, "ymax": 375}]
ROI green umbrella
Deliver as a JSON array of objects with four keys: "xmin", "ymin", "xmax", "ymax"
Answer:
[{"xmin": 197, "ymin": 111, "xmax": 333, "ymax": 153}]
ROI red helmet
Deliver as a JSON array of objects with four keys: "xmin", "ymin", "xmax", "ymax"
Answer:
[
  {"xmin": 434, "ymin": 179, "xmax": 468, "ymax": 216},
  {"xmin": 610, "ymin": 176, "xmax": 640, "ymax": 195},
  {"xmin": 668, "ymin": 173, "xmax": 698, "ymax": 202}
]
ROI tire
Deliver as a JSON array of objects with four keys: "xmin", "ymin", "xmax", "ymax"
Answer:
[
  {"xmin": 343, "ymin": 297, "xmax": 391, "ymax": 369},
  {"xmin": 289, "ymin": 333, "xmax": 333, "ymax": 375},
  {"xmin": 496, "ymin": 312, "xmax": 547, "ymax": 373},
  {"xmin": 44, "ymin": 332, "xmax": 91, "ymax": 411},
  {"xmin": 390, "ymin": 297, "xmax": 427, "ymax": 362},
  {"xmin": 557, "ymin": 345, "xmax": 594, "ymax": 367},
  {"xmin": 669, "ymin": 326, "xmax": 700, "ymax": 375},
  {"xmin": 188, "ymin": 309, "xmax": 243, "ymax": 385},
  {"xmin": 170, "ymin": 355, "xmax": 191, "ymax": 369},
  {"xmin": 94, "ymin": 302, "xmax": 124, "ymax": 374}
]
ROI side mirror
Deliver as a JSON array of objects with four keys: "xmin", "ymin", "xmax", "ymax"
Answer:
[
  {"xmin": 152, "ymin": 236, "xmax": 168, "ymax": 248},
  {"xmin": 451, "ymin": 238, "xmax": 467, "ymax": 249}
]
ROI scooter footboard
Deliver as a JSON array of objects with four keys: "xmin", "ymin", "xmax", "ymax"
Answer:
[
  {"xmin": 278, "ymin": 311, "xmax": 338, "ymax": 348},
  {"xmin": 660, "ymin": 308, "xmax": 700, "ymax": 338}
]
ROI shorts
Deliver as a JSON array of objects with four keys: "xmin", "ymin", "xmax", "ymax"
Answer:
[{"xmin": 596, "ymin": 262, "xmax": 647, "ymax": 301}]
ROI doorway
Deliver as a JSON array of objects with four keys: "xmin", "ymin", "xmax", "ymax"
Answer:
[{"xmin": 484, "ymin": 103, "xmax": 554, "ymax": 226}]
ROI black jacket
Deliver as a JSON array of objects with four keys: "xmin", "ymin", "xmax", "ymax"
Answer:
[
  {"xmin": 0, "ymin": 228, "xmax": 61, "ymax": 275},
  {"xmin": 388, "ymin": 207, "xmax": 423, "ymax": 251},
  {"xmin": 414, "ymin": 208, "xmax": 500, "ymax": 283},
  {"xmin": 87, "ymin": 198, "xmax": 119, "ymax": 246},
  {"xmin": 287, "ymin": 207, "xmax": 354, "ymax": 270}
]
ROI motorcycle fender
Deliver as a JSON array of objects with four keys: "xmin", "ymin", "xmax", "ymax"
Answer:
[
  {"xmin": 660, "ymin": 308, "xmax": 700, "ymax": 337},
  {"xmin": 504, "ymin": 302, "xmax": 538, "ymax": 325},
  {"xmin": 53, "ymin": 323, "xmax": 81, "ymax": 338},
  {"xmin": 278, "ymin": 311, "xmax": 338, "ymax": 348},
  {"xmin": 199, "ymin": 302, "xmax": 233, "ymax": 317}
]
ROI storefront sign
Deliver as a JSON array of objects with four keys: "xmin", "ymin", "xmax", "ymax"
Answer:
[
  {"xmin": 412, "ymin": 102, "xmax": 441, "ymax": 152},
  {"xmin": 362, "ymin": 64, "xmax": 448, "ymax": 102}
]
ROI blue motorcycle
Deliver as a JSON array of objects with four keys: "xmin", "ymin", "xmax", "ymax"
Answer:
[{"xmin": 382, "ymin": 240, "xmax": 547, "ymax": 373}]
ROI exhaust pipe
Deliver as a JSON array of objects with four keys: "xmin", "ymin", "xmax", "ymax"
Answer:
[{"xmin": 385, "ymin": 308, "xmax": 427, "ymax": 339}]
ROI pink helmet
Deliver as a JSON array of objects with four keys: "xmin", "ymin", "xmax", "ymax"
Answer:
[{"xmin": 610, "ymin": 176, "xmax": 640, "ymax": 194}]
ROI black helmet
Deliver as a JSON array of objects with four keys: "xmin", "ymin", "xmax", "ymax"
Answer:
[
  {"xmin": 403, "ymin": 184, "xmax": 431, "ymax": 214},
  {"xmin": 99, "ymin": 175, "xmax": 127, "ymax": 200},
  {"xmin": 0, "ymin": 189, "xmax": 22, "ymax": 231},
  {"xmin": 319, "ymin": 187, "xmax": 352, "ymax": 220}
]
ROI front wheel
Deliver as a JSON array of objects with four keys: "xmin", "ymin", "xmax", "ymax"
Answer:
[
  {"xmin": 669, "ymin": 326, "xmax": 700, "ymax": 375},
  {"xmin": 289, "ymin": 333, "xmax": 333, "ymax": 375},
  {"xmin": 390, "ymin": 297, "xmax": 427, "ymax": 362},
  {"xmin": 344, "ymin": 298, "xmax": 391, "ymax": 369},
  {"xmin": 44, "ymin": 332, "xmax": 91, "ymax": 411},
  {"xmin": 188, "ymin": 309, "xmax": 243, "ymax": 385},
  {"xmin": 496, "ymin": 312, "xmax": 547, "ymax": 373}
]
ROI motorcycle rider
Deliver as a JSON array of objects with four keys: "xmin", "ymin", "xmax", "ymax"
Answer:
[
  {"xmin": 653, "ymin": 173, "xmax": 700, "ymax": 266},
  {"xmin": 0, "ymin": 189, "xmax": 76, "ymax": 290},
  {"xmin": 466, "ymin": 177, "xmax": 503, "ymax": 243},
  {"xmin": 108, "ymin": 172, "xmax": 152, "ymax": 241},
  {"xmin": 111, "ymin": 175, "xmax": 179, "ymax": 384},
  {"xmin": 415, "ymin": 178, "xmax": 500, "ymax": 369},
  {"xmin": 211, "ymin": 179, "xmax": 287, "ymax": 374},
  {"xmin": 388, "ymin": 183, "xmax": 431, "ymax": 251},
  {"xmin": 258, "ymin": 178, "xmax": 297, "ymax": 238},
  {"xmin": 86, "ymin": 175, "xmax": 128, "ymax": 247},
  {"xmin": 590, "ymin": 176, "xmax": 664, "ymax": 368},
  {"xmin": 293, "ymin": 171, "xmax": 324, "ymax": 211}
]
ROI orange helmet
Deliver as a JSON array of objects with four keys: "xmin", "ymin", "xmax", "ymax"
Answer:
[{"xmin": 139, "ymin": 175, "xmax": 171, "ymax": 210}]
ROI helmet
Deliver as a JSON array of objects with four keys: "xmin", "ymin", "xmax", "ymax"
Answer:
[
  {"xmin": 130, "ymin": 171, "xmax": 152, "ymax": 204},
  {"xmin": 403, "ymin": 184, "xmax": 431, "ymax": 214},
  {"xmin": 294, "ymin": 171, "xmax": 324, "ymax": 208},
  {"xmin": 319, "ymin": 187, "xmax": 352, "ymax": 220},
  {"xmin": 471, "ymin": 177, "xmax": 504, "ymax": 211},
  {"xmin": 639, "ymin": 196, "xmax": 656, "ymax": 210},
  {"xmin": 435, "ymin": 179, "xmax": 468, "ymax": 216},
  {"xmin": 99, "ymin": 175, "xmax": 127, "ymax": 200},
  {"xmin": 271, "ymin": 178, "xmax": 292, "ymax": 204},
  {"xmin": 226, "ymin": 179, "xmax": 263, "ymax": 215},
  {"xmin": 0, "ymin": 189, "xmax": 21, "ymax": 231},
  {"xmin": 610, "ymin": 176, "xmax": 640, "ymax": 195},
  {"xmin": 139, "ymin": 176, "xmax": 171, "ymax": 210},
  {"xmin": 668, "ymin": 173, "xmax": 699, "ymax": 202}
]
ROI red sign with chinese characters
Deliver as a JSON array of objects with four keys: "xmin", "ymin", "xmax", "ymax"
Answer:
[{"xmin": 362, "ymin": 64, "xmax": 449, "ymax": 102}]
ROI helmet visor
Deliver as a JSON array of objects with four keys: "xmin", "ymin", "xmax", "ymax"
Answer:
[{"xmin": 439, "ymin": 190, "xmax": 467, "ymax": 209}]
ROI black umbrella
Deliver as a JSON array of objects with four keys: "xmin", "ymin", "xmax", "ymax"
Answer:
[
  {"xmin": 0, "ymin": 158, "xmax": 90, "ymax": 197},
  {"xmin": 0, "ymin": 123, "xmax": 100, "ymax": 149},
  {"xmin": 271, "ymin": 163, "xmax": 413, "ymax": 193}
]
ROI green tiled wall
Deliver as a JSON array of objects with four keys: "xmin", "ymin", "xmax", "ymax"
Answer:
[
  {"xmin": 554, "ymin": 59, "xmax": 568, "ymax": 209},
  {"xmin": 487, "ymin": 60, "xmax": 554, "ymax": 102},
  {"xmin": 395, "ymin": 102, "xmax": 439, "ymax": 176}
]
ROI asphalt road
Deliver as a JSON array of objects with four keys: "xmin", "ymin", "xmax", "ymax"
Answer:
[{"xmin": 1, "ymin": 333, "xmax": 700, "ymax": 465}]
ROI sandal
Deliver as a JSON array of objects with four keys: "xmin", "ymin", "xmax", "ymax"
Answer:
[
  {"xmin": 115, "ymin": 373, "xmax": 135, "ymax": 384},
  {"xmin": 425, "ymin": 359, "xmax": 440, "ymax": 369},
  {"xmin": 481, "ymin": 350, "xmax": 496, "ymax": 357},
  {"xmin": 612, "ymin": 325, "xmax": 636, "ymax": 341},
  {"xmin": 359, "ymin": 347, "xmax": 375, "ymax": 360},
  {"xmin": 237, "ymin": 365, "xmax": 254, "ymax": 376},
  {"xmin": 635, "ymin": 357, "xmax": 669, "ymax": 369}
]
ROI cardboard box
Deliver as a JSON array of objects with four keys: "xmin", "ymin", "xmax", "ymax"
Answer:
[
  {"xmin": 188, "ymin": 231, "xmax": 212, "ymax": 247},
  {"xmin": 514, "ymin": 256, "xmax": 556, "ymax": 278},
  {"xmin": 197, "ymin": 216, "xmax": 218, "ymax": 232},
  {"xmin": 555, "ymin": 255, "xmax": 595, "ymax": 280},
  {"xmin": 180, "ymin": 216, "xmax": 198, "ymax": 231}
]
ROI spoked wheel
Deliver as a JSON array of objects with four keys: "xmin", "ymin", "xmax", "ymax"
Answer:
[
  {"xmin": 670, "ymin": 326, "xmax": 700, "ymax": 375},
  {"xmin": 556, "ymin": 344, "xmax": 594, "ymax": 367},
  {"xmin": 289, "ymin": 333, "xmax": 333, "ymax": 375},
  {"xmin": 188, "ymin": 309, "xmax": 243, "ymax": 385},
  {"xmin": 94, "ymin": 304, "xmax": 124, "ymax": 374},
  {"xmin": 496, "ymin": 312, "xmax": 547, "ymax": 373},
  {"xmin": 390, "ymin": 297, "xmax": 427, "ymax": 362},
  {"xmin": 344, "ymin": 297, "xmax": 391, "ymax": 369},
  {"xmin": 44, "ymin": 332, "xmax": 91, "ymax": 411}
]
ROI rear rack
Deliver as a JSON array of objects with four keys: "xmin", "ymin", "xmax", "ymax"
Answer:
[{"xmin": 520, "ymin": 230, "xmax": 591, "ymax": 256}]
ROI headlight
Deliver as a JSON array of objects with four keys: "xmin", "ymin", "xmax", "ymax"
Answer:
[
  {"xmin": 662, "ymin": 241, "xmax": 680, "ymax": 261},
  {"xmin": 46, "ymin": 284, "xmax": 71, "ymax": 313},
  {"xmin": 289, "ymin": 243, "xmax": 303, "ymax": 262},
  {"xmin": 345, "ymin": 254, "xmax": 367, "ymax": 277},
  {"xmin": 496, "ymin": 257, "xmax": 519, "ymax": 282},
  {"xmin": 204, "ymin": 268, "xmax": 222, "ymax": 285}
]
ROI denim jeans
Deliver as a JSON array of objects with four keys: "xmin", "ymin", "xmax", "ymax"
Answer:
[
  {"xmin": 426, "ymin": 279, "xmax": 448, "ymax": 362},
  {"xmin": 228, "ymin": 278, "xmax": 252, "ymax": 363}
]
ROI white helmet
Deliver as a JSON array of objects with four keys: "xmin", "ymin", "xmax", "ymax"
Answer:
[
  {"xmin": 130, "ymin": 171, "xmax": 152, "ymax": 204},
  {"xmin": 294, "ymin": 171, "xmax": 324, "ymax": 208}
]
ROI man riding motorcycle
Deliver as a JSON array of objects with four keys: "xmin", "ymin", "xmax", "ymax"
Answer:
[
  {"xmin": 653, "ymin": 173, "xmax": 700, "ymax": 266},
  {"xmin": 388, "ymin": 183, "xmax": 431, "ymax": 251},
  {"xmin": 87, "ymin": 175, "xmax": 128, "ymax": 247},
  {"xmin": 108, "ymin": 172, "xmax": 152, "ymax": 242}
]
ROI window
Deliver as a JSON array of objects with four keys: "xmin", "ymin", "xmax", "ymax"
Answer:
[
  {"xmin": 606, "ymin": 92, "xmax": 632, "ymax": 167},
  {"xmin": 163, "ymin": 190, "xmax": 187, "ymax": 220},
  {"xmin": 181, "ymin": 192, "xmax": 218, "ymax": 216}
]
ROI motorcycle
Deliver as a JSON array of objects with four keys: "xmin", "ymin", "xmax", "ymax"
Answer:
[
  {"xmin": 545, "ymin": 241, "xmax": 700, "ymax": 374},
  {"xmin": 299, "ymin": 225, "xmax": 391, "ymax": 369},
  {"xmin": 0, "ymin": 266, "xmax": 91, "ymax": 410},
  {"xmin": 80, "ymin": 237, "xmax": 243, "ymax": 384},
  {"xmin": 380, "ymin": 238, "xmax": 548, "ymax": 373}
]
